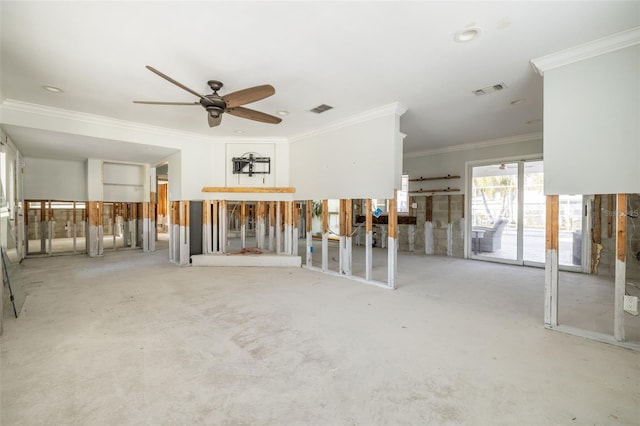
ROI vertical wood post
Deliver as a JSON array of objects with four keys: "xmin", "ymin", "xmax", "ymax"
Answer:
[
  {"xmin": 322, "ymin": 199, "xmax": 329, "ymax": 272},
  {"xmin": 169, "ymin": 201, "xmax": 179, "ymax": 262},
  {"xmin": 425, "ymin": 196, "xmax": 434, "ymax": 255},
  {"xmin": 283, "ymin": 201, "xmax": 292, "ymax": 254},
  {"xmin": 240, "ymin": 201, "xmax": 247, "ymax": 249},
  {"xmin": 268, "ymin": 201, "xmax": 275, "ymax": 252},
  {"xmin": 202, "ymin": 200, "xmax": 212, "ymax": 254},
  {"xmin": 47, "ymin": 201, "xmax": 53, "ymax": 255},
  {"xmin": 219, "ymin": 200, "xmax": 227, "ymax": 254},
  {"xmin": 275, "ymin": 201, "xmax": 282, "ymax": 254},
  {"xmin": 87, "ymin": 201, "xmax": 104, "ymax": 257},
  {"xmin": 388, "ymin": 191, "xmax": 398, "ymax": 289},
  {"xmin": 306, "ymin": 200, "xmax": 313, "ymax": 267},
  {"xmin": 446, "ymin": 195, "xmax": 453, "ymax": 256},
  {"xmin": 545, "ymin": 195, "xmax": 559, "ymax": 326},
  {"xmin": 212, "ymin": 200, "xmax": 219, "ymax": 252},
  {"xmin": 292, "ymin": 202, "xmax": 299, "ymax": 256},
  {"xmin": 149, "ymin": 188, "xmax": 157, "ymax": 252},
  {"xmin": 365, "ymin": 198, "xmax": 373, "ymax": 281},
  {"xmin": 614, "ymin": 193, "xmax": 626, "ymax": 341},
  {"xmin": 591, "ymin": 195, "xmax": 602, "ymax": 274},
  {"xmin": 339, "ymin": 199, "xmax": 353, "ymax": 276},
  {"xmin": 179, "ymin": 201, "xmax": 190, "ymax": 265}
]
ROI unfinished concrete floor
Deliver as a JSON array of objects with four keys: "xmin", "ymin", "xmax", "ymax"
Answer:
[{"xmin": 1, "ymin": 240, "xmax": 639, "ymax": 425}]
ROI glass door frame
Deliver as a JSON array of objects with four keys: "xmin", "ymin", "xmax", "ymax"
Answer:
[{"xmin": 466, "ymin": 157, "xmax": 591, "ymax": 272}]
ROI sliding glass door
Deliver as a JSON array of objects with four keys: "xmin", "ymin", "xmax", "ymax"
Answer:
[
  {"xmin": 470, "ymin": 159, "xmax": 587, "ymax": 270},
  {"xmin": 470, "ymin": 162, "xmax": 518, "ymax": 262}
]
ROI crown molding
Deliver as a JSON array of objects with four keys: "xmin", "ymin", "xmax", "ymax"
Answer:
[
  {"xmin": 531, "ymin": 26, "xmax": 640, "ymax": 75},
  {"xmin": 0, "ymin": 100, "xmax": 288, "ymax": 145},
  {"xmin": 289, "ymin": 102, "xmax": 408, "ymax": 144},
  {"xmin": 404, "ymin": 132, "xmax": 543, "ymax": 159}
]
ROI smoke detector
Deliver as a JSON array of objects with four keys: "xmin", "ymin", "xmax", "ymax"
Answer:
[{"xmin": 473, "ymin": 83, "xmax": 507, "ymax": 96}]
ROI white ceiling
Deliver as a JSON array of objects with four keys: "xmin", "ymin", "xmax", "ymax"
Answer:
[{"xmin": 1, "ymin": 1, "xmax": 638, "ymax": 164}]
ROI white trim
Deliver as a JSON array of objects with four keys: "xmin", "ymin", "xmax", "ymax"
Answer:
[
  {"xmin": 289, "ymin": 102, "xmax": 408, "ymax": 144},
  {"xmin": 531, "ymin": 27, "xmax": 640, "ymax": 75},
  {"xmin": 405, "ymin": 132, "xmax": 542, "ymax": 159},
  {"xmin": 0, "ymin": 99, "xmax": 289, "ymax": 145}
]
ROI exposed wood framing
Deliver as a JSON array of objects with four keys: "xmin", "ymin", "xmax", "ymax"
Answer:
[
  {"xmin": 202, "ymin": 186, "xmax": 295, "ymax": 193},
  {"xmin": 275, "ymin": 202, "xmax": 282, "ymax": 254},
  {"xmin": 366, "ymin": 198, "xmax": 373, "ymax": 281},
  {"xmin": 614, "ymin": 193, "xmax": 626, "ymax": 341},
  {"xmin": 322, "ymin": 199, "xmax": 329, "ymax": 272},
  {"xmin": 387, "ymin": 191, "xmax": 397, "ymax": 289},
  {"xmin": 545, "ymin": 195, "xmax": 559, "ymax": 326},
  {"xmin": 425, "ymin": 196, "xmax": 433, "ymax": 222},
  {"xmin": 306, "ymin": 200, "xmax": 313, "ymax": 267},
  {"xmin": 256, "ymin": 201, "xmax": 265, "ymax": 250},
  {"xmin": 87, "ymin": 201, "xmax": 104, "ymax": 257},
  {"xmin": 607, "ymin": 194, "xmax": 614, "ymax": 238},
  {"xmin": 339, "ymin": 199, "xmax": 353, "ymax": 276},
  {"xmin": 212, "ymin": 200, "xmax": 219, "ymax": 252},
  {"xmin": 268, "ymin": 201, "xmax": 275, "ymax": 252},
  {"xmin": 219, "ymin": 200, "xmax": 227, "ymax": 254},
  {"xmin": 292, "ymin": 201, "xmax": 299, "ymax": 256},
  {"xmin": 241, "ymin": 201, "xmax": 247, "ymax": 249}
]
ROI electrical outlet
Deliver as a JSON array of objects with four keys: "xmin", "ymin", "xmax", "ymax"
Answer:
[{"xmin": 624, "ymin": 295, "xmax": 638, "ymax": 316}]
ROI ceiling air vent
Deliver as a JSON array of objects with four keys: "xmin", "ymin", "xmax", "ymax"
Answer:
[
  {"xmin": 473, "ymin": 82, "xmax": 507, "ymax": 96},
  {"xmin": 310, "ymin": 104, "xmax": 333, "ymax": 113}
]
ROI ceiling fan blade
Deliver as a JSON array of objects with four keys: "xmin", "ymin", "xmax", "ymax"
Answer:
[
  {"xmin": 223, "ymin": 85, "xmax": 275, "ymax": 108},
  {"xmin": 146, "ymin": 65, "xmax": 207, "ymax": 100},
  {"xmin": 227, "ymin": 106, "xmax": 282, "ymax": 124},
  {"xmin": 133, "ymin": 101, "xmax": 200, "ymax": 105},
  {"xmin": 208, "ymin": 113, "xmax": 222, "ymax": 127}
]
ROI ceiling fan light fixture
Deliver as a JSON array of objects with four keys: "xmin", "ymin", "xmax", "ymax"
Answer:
[
  {"xmin": 277, "ymin": 110, "xmax": 289, "ymax": 116},
  {"xmin": 454, "ymin": 27, "xmax": 481, "ymax": 43}
]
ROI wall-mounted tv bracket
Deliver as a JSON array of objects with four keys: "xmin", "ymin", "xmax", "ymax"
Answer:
[{"xmin": 232, "ymin": 153, "xmax": 271, "ymax": 177}]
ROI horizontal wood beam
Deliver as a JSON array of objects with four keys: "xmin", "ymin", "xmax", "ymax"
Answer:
[{"xmin": 202, "ymin": 187, "xmax": 295, "ymax": 193}]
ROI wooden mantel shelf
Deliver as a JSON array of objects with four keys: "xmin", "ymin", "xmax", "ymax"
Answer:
[{"xmin": 202, "ymin": 186, "xmax": 296, "ymax": 193}]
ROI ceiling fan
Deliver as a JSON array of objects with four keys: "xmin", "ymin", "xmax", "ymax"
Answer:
[{"xmin": 134, "ymin": 66, "xmax": 282, "ymax": 128}]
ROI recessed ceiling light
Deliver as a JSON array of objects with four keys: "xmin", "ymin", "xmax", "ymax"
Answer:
[
  {"xmin": 454, "ymin": 27, "xmax": 481, "ymax": 43},
  {"xmin": 510, "ymin": 98, "xmax": 526, "ymax": 105},
  {"xmin": 234, "ymin": 130, "xmax": 245, "ymax": 134},
  {"xmin": 277, "ymin": 110, "xmax": 289, "ymax": 116},
  {"xmin": 42, "ymin": 85, "xmax": 64, "ymax": 93},
  {"xmin": 526, "ymin": 119, "xmax": 542, "ymax": 125}
]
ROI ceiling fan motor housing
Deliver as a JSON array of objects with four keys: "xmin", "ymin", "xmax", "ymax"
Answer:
[{"xmin": 201, "ymin": 95, "xmax": 226, "ymax": 117}]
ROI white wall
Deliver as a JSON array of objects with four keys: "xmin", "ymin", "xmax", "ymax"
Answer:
[
  {"xmin": 403, "ymin": 135, "xmax": 543, "ymax": 194},
  {"xmin": 103, "ymin": 162, "xmax": 145, "ymax": 202},
  {"xmin": 24, "ymin": 157, "xmax": 87, "ymax": 200},
  {"xmin": 165, "ymin": 151, "xmax": 182, "ymax": 201},
  {"xmin": 289, "ymin": 104, "xmax": 405, "ymax": 200},
  {"xmin": 543, "ymin": 44, "xmax": 639, "ymax": 195}
]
